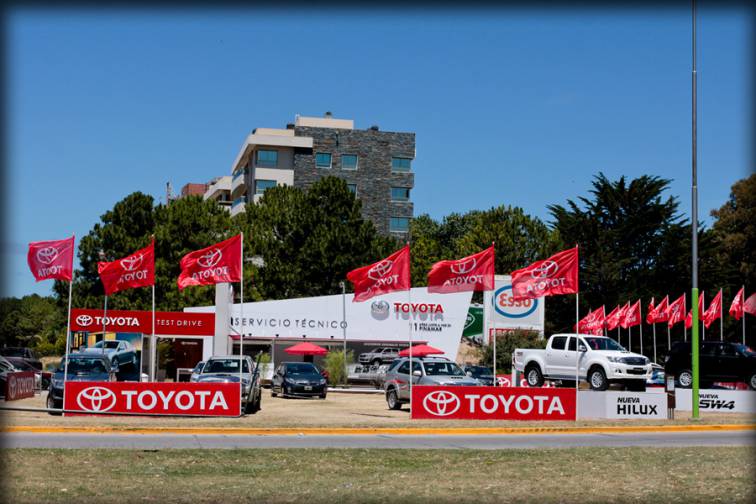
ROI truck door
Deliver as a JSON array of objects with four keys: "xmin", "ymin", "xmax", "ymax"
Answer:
[{"xmin": 545, "ymin": 336, "xmax": 568, "ymax": 376}]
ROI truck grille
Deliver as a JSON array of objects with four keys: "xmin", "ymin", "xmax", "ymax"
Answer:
[{"xmin": 622, "ymin": 357, "xmax": 646, "ymax": 365}]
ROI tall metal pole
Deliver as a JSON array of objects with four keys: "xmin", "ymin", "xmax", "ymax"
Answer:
[
  {"xmin": 150, "ymin": 284, "xmax": 156, "ymax": 381},
  {"xmin": 574, "ymin": 293, "xmax": 580, "ymax": 421},
  {"xmin": 239, "ymin": 233, "xmax": 244, "ymax": 415},
  {"xmin": 691, "ymin": 0, "xmax": 700, "ymax": 419},
  {"xmin": 340, "ymin": 281, "xmax": 347, "ymax": 386},
  {"xmin": 102, "ymin": 295, "xmax": 108, "ymax": 352},
  {"xmin": 743, "ymin": 285, "xmax": 746, "ymax": 345},
  {"xmin": 61, "ymin": 268, "xmax": 75, "ymax": 416},
  {"xmin": 719, "ymin": 288, "xmax": 723, "ymax": 341}
]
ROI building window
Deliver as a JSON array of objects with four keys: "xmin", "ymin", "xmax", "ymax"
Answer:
[
  {"xmin": 256, "ymin": 150, "xmax": 278, "ymax": 168},
  {"xmin": 347, "ymin": 184, "xmax": 357, "ymax": 194},
  {"xmin": 255, "ymin": 179, "xmax": 277, "ymax": 195},
  {"xmin": 232, "ymin": 169, "xmax": 245, "ymax": 181},
  {"xmin": 390, "ymin": 217, "xmax": 410, "ymax": 233},
  {"xmin": 391, "ymin": 187, "xmax": 410, "ymax": 201},
  {"xmin": 316, "ymin": 152, "xmax": 332, "ymax": 169},
  {"xmin": 391, "ymin": 157, "xmax": 412, "ymax": 172},
  {"xmin": 341, "ymin": 154, "xmax": 358, "ymax": 170}
]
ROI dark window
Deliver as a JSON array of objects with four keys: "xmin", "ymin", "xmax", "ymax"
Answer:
[
  {"xmin": 341, "ymin": 155, "xmax": 358, "ymax": 170},
  {"xmin": 701, "ymin": 343, "xmax": 718, "ymax": 356},
  {"xmin": 567, "ymin": 337, "xmax": 577, "ymax": 351},
  {"xmin": 551, "ymin": 336, "xmax": 567, "ymax": 350},
  {"xmin": 391, "ymin": 157, "xmax": 412, "ymax": 172},
  {"xmin": 255, "ymin": 179, "xmax": 277, "ymax": 195},
  {"xmin": 718, "ymin": 344, "xmax": 738, "ymax": 357},
  {"xmin": 316, "ymin": 152, "xmax": 332, "ymax": 168},
  {"xmin": 397, "ymin": 361, "xmax": 410, "ymax": 375},
  {"xmin": 347, "ymin": 184, "xmax": 357, "ymax": 194},
  {"xmin": 391, "ymin": 187, "xmax": 410, "ymax": 201},
  {"xmin": 256, "ymin": 150, "xmax": 278, "ymax": 168},
  {"xmin": 390, "ymin": 217, "xmax": 410, "ymax": 232}
]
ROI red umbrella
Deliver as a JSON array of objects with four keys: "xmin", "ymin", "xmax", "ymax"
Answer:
[
  {"xmin": 398, "ymin": 344, "xmax": 444, "ymax": 357},
  {"xmin": 284, "ymin": 342, "xmax": 329, "ymax": 356}
]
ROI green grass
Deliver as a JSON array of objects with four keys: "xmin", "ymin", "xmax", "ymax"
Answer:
[{"xmin": 3, "ymin": 447, "xmax": 754, "ymax": 503}]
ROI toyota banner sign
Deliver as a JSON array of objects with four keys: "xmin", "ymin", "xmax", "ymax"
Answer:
[
  {"xmin": 4, "ymin": 371, "xmax": 36, "ymax": 401},
  {"xmin": 64, "ymin": 382, "xmax": 241, "ymax": 416},
  {"xmin": 411, "ymin": 386, "xmax": 576, "ymax": 421}
]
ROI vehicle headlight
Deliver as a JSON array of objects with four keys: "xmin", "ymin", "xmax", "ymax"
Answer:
[
  {"xmin": 320, "ymin": 378, "xmax": 327, "ymax": 385},
  {"xmin": 644, "ymin": 358, "xmax": 650, "ymax": 365},
  {"xmin": 607, "ymin": 356, "xmax": 621, "ymax": 363},
  {"xmin": 284, "ymin": 377, "xmax": 294, "ymax": 384}
]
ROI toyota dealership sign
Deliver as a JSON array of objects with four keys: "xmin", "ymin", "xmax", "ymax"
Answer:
[
  {"xmin": 70, "ymin": 309, "xmax": 215, "ymax": 336},
  {"xmin": 412, "ymin": 386, "xmax": 576, "ymax": 420}
]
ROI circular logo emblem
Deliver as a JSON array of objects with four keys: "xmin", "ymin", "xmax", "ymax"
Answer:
[
  {"xmin": 423, "ymin": 390, "xmax": 461, "ymax": 417},
  {"xmin": 198, "ymin": 249, "xmax": 222, "ymax": 268},
  {"xmin": 36, "ymin": 247, "xmax": 59, "ymax": 265},
  {"xmin": 76, "ymin": 386, "xmax": 117, "ymax": 412},
  {"xmin": 530, "ymin": 260, "xmax": 558, "ymax": 279},
  {"xmin": 8, "ymin": 375, "xmax": 17, "ymax": 398},
  {"xmin": 464, "ymin": 312, "xmax": 475, "ymax": 330},
  {"xmin": 368, "ymin": 259, "xmax": 393, "ymax": 280},
  {"xmin": 450, "ymin": 258, "xmax": 476, "ymax": 275},
  {"xmin": 76, "ymin": 314, "xmax": 94, "ymax": 326},
  {"xmin": 120, "ymin": 253, "xmax": 144, "ymax": 272},
  {"xmin": 497, "ymin": 376, "xmax": 511, "ymax": 387},
  {"xmin": 493, "ymin": 285, "xmax": 539, "ymax": 318},
  {"xmin": 371, "ymin": 300, "xmax": 390, "ymax": 315}
]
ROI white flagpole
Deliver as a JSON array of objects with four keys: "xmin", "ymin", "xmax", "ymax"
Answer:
[
  {"xmin": 150, "ymin": 284, "xmax": 156, "ymax": 382},
  {"xmin": 61, "ymin": 269, "xmax": 75, "ymax": 415},
  {"xmin": 239, "ymin": 233, "xmax": 244, "ymax": 416},
  {"xmin": 492, "ymin": 292, "xmax": 497, "ymax": 386},
  {"xmin": 702, "ymin": 291, "xmax": 706, "ymax": 341},
  {"xmin": 667, "ymin": 323, "xmax": 671, "ymax": 353},
  {"xmin": 341, "ymin": 281, "xmax": 347, "ymax": 386},
  {"xmin": 575, "ymin": 293, "xmax": 580, "ymax": 420},
  {"xmin": 639, "ymin": 301, "xmax": 644, "ymax": 356},
  {"xmin": 684, "ymin": 293, "xmax": 688, "ymax": 342},
  {"xmin": 102, "ymin": 295, "xmax": 108, "ymax": 353},
  {"xmin": 408, "ymin": 286, "xmax": 413, "ymax": 411},
  {"xmin": 719, "ymin": 288, "xmax": 723, "ymax": 341},
  {"xmin": 743, "ymin": 285, "xmax": 746, "ymax": 345},
  {"xmin": 628, "ymin": 325, "xmax": 632, "ymax": 353}
]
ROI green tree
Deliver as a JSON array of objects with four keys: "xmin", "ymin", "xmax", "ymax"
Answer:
[{"xmin": 0, "ymin": 295, "xmax": 64, "ymax": 356}]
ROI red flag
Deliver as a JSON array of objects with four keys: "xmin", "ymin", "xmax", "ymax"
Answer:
[
  {"xmin": 511, "ymin": 246, "xmax": 578, "ymax": 300},
  {"xmin": 27, "ymin": 236, "xmax": 75, "ymax": 282},
  {"xmin": 177, "ymin": 235, "xmax": 242, "ymax": 291},
  {"xmin": 729, "ymin": 287, "xmax": 744, "ymax": 320},
  {"xmin": 685, "ymin": 292, "xmax": 705, "ymax": 329},
  {"xmin": 605, "ymin": 305, "xmax": 623, "ymax": 331},
  {"xmin": 621, "ymin": 300, "xmax": 641, "ymax": 328},
  {"xmin": 667, "ymin": 294, "xmax": 686, "ymax": 328},
  {"xmin": 703, "ymin": 289, "xmax": 722, "ymax": 329},
  {"xmin": 645, "ymin": 297, "xmax": 656, "ymax": 324},
  {"xmin": 648, "ymin": 296, "xmax": 669, "ymax": 324},
  {"xmin": 427, "ymin": 245, "xmax": 494, "ymax": 294},
  {"xmin": 745, "ymin": 293, "xmax": 756, "ymax": 316},
  {"xmin": 98, "ymin": 239, "xmax": 155, "ymax": 295},
  {"xmin": 575, "ymin": 306, "xmax": 605, "ymax": 335},
  {"xmin": 347, "ymin": 245, "xmax": 410, "ymax": 302}
]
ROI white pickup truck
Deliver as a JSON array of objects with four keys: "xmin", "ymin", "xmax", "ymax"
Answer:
[{"xmin": 513, "ymin": 333, "xmax": 652, "ymax": 391}]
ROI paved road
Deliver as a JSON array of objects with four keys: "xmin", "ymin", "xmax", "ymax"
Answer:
[{"xmin": 3, "ymin": 430, "xmax": 753, "ymax": 449}]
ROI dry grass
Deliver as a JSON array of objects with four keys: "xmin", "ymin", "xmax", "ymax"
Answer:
[{"xmin": 2, "ymin": 447, "xmax": 753, "ymax": 503}]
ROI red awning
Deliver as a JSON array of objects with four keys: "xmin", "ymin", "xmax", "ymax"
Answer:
[
  {"xmin": 398, "ymin": 344, "xmax": 444, "ymax": 357},
  {"xmin": 284, "ymin": 342, "xmax": 329, "ymax": 356}
]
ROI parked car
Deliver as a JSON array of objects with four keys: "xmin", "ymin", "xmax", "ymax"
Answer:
[
  {"xmin": 647, "ymin": 363, "xmax": 665, "ymax": 387},
  {"xmin": 383, "ymin": 356, "xmax": 480, "ymax": 410},
  {"xmin": 189, "ymin": 361, "xmax": 205, "ymax": 382},
  {"xmin": 0, "ymin": 347, "xmax": 42, "ymax": 371},
  {"xmin": 271, "ymin": 362, "xmax": 328, "ymax": 399},
  {"xmin": 193, "ymin": 355, "xmax": 262, "ymax": 414},
  {"xmin": 513, "ymin": 334, "xmax": 651, "ymax": 391},
  {"xmin": 47, "ymin": 353, "xmax": 117, "ymax": 414},
  {"xmin": 358, "ymin": 347, "xmax": 400, "ymax": 367},
  {"xmin": 4, "ymin": 356, "xmax": 51, "ymax": 390},
  {"xmin": 463, "ymin": 365, "xmax": 494, "ymax": 386},
  {"xmin": 664, "ymin": 341, "xmax": 756, "ymax": 390},
  {"xmin": 80, "ymin": 340, "xmax": 138, "ymax": 370}
]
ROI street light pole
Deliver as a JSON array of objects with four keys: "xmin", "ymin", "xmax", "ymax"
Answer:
[{"xmin": 690, "ymin": 0, "xmax": 700, "ymax": 419}]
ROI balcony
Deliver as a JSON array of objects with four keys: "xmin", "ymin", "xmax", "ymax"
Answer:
[
  {"xmin": 231, "ymin": 171, "xmax": 247, "ymax": 198},
  {"xmin": 230, "ymin": 197, "xmax": 246, "ymax": 217}
]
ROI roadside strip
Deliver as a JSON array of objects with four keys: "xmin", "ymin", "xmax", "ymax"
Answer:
[{"xmin": 3, "ymin": 423, "xmax": 753, "ymax": 436}]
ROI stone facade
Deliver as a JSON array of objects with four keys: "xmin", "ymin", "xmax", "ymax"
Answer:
[{"xmin": 292, "ymin": 126, "xmax": 415, "ymax": 237}]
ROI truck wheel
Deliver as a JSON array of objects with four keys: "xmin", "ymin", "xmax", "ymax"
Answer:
[
  {"xmin": 588, "ymin": 367, "xmax": 608, "ymax": 391},
  {"xmin": 678, "ymin": 369, "xmax": 693, "ymax": 388},
  {"xmin": 525, "ymin": 365, "xmax": 544, "ymax": 387},
  {"xmin": 748, "ymin": 374, "xmax": 756, "ymax": 391},
  {"xmin": 47, "ymin": 393, "xmax": 62, "ymax": 416},
  {"xmin": 387, "ymin": 388, "xmax": 402, "ymax": 410},
  {"xmin": 626, "ymin": 380, "xmax": 646, "ymax": 392}
]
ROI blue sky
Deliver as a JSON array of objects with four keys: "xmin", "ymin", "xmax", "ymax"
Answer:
[{"xmin": 5, "ymin": 7, "xmax": 751, "ymax": 298}]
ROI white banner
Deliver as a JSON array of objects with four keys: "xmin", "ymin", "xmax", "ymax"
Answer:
[
  {"xmin": 674, "ymin": 389, "xmax": 756, "ymax": 414},
  {"xmin": 187, "ymin": 288, "xmax": 473, "ymax": 360},
  {"xmin": 483, "ymin": 275, "xmax": 545, "ymax": 342},
  {"xmin": 578, "ymin": 391, "xmax": 667, "ymax": 419}
]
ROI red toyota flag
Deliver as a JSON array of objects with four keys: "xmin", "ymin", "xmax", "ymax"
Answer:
[
  {"xmin": 427, "ymin": 245, "xmax": 494, "ymax": 294},
  {"xmin": 27, "ymin": 236, "xmax": 75, "ymax": 282},
  {"xmin": 745, "ymin": 293, "xmax": 756, "ymax": 316},
  {"xmin": 684, "ymin": 292, "xmax": 705, "ymax": 329},
  {"xmin": 98, "ymin": 239, "xmax": 155, "ymax": 295},
  {"xmin": 703, "ymin": 289, "xmax": 722, "ymax": 329},
  {"xmin": 621, "ymin": 300, "xmax": 641, "ymax": 328},
  {"xmin": 648, "ymin": 296, "xmax": 669, "ymax": 324},
  {"xmin": 667, "ymin": 294, "xmax": 686, "ymax": 328},
  {"xmin": 605, "ymin": 305, "xmax": 623, "ymax": 331},
  {"xmin": 729, "ymin": 287, "xmax": 744, "ymax": 320},
  {"xmin": 347, "ymin": 245, "xmax": 410, "ymax": 302},
  {"xmin": 177, "ymin": 235, "xmax": 242, "ymax": 291},
  {"xmin": 575, "ymin": 306, "xmax": 605, "ymax": 335},
  {"xmin": 511, "ymin": 246, "xmax": 578, "ymax": 300},
  {"xmin": 645, "ymin": 297, "xmax": 656, "ymax": 324}
]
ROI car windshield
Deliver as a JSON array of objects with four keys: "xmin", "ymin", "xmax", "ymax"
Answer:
[
  {"xmin": 423, "ymin": 361, "xmax": 465, "ymax": 376},
  {"xmin": 735, "ymin": 344, "xmax": 755, "ymax": 356},
  {"xmin": 9, "ymin": 359, "xmax": 33, "ymax": 371},
  {"xmin": 0, "ymin": 348, "xmax": 27, "ymax": 357},
  {"xmin": 64, "ymin": 358, "xmax": 108, "ymax": 374},
  {"xmin": 93, "ymin": 341, "xmax": 121, "ymax": 349},
  {"xmin": 467, "ymin": 366, "xmax": 492, "ymax": 376},
  {"xmin": 286, "ymin": 363, "xmax": 319, "ymax": 375},
  {"xmin": 583, "ymin": 337, "xmax": 626, "ymax": 351},
  {"xmin": 203, "ymin": 359, "xmax": 250, "ymax": 374}
]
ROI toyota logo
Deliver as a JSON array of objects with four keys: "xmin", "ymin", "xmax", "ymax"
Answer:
[
  {"xmin": 368, "ymin": 259, "xmax": 393, "ymax": 280},
  {"xmin": 450, "ymin": 257, "xmax": 476, "ymax": 275},
  {"xmin": 76, "ymin": 314, "xmax": 94, "ymax": 326},
  {"xmin": 36, "ymin": 247, "xmax": 59, "ymax": 265},
  {"xmin": 423, "ymin": 390, "xmax": 461, "ymax": 417},
  {"xmin": 76, "ymin": 386, "xmax": 117, "ymax": 412},
  {"xmin": 197, "ymin": 249, "xmax": 222, "ymax": 268},
  {"xmin": 530, "ymin": 260, "xmax": 559, "ymax": 279},
  {"xmin": 371, "ymin": 300, "xmax": 390, "ymax": 315},
  {"xmin": 8, "ymin": 375, "xmax": 17, "ymax": 398},
  {"xmin": 120, "ymin": 253, "xmax": 143, "ymax": 272}
]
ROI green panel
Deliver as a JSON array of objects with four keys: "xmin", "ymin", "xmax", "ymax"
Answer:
[{"xmin": 462, "ymin": 305, "xmax": 484, "ymax": 339}]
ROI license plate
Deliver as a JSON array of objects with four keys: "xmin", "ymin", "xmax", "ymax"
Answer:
[{"xmin": 304, "ymin": 386, "xmax": 312, "ymax": 391}]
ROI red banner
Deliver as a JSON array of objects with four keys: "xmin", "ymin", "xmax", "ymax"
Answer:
[
  {"xmin": 4, "ymin": 372, "xmax": 36, "ymax": 401},
  {"xmin": 685, "ymin": 292, "xmax": 705, "ymax": 329},
  {"xmin": 347, "ymin": 245, "xmax": 411, "ymax": 302},
  {"xmin": 70, "ymin": 309, "xmax": 215, "ymax": 336},
  {"xmin": 729, "ymin": 287, "xmax": 744, "ymax": 320},
  {"xmin": 98, "ymin": 240, "xmax": 155, "ymax": 295},
  {"xmin": 411, "ymin": 386, "xmax": 576, "ymax": 421},
  {"xmin": 745, "ymin": 293, "xmax": 756, "ymax": 316},
  {"xmin": 64, "ymin": 382, "xmax": 240, "ymax": 416},
  {"xmin": 621, "ymin": 300, "xmax": 641, "ymax": 328},
  {"xmin": 178, "ymin": 235, "xmax": 242, "ymax": 290},
  {"xmin": 667, "ymin": 294, "xmax": 686, "ymax": 328},
  {"xmin": 647, "ymin": 296, "xmax": 669, "ymax": 324},
  {"xmin": 427, "ymin": 245, "xmax": 495, "ymax": 294},
  {"xmin": 27, "ymin": 236, "xmax": 75, "ymax": 282},
  {"xmin": 703, "ymin": 289, "xmax": 722, "ymax": 329},
  {"xmin": 605, "ymin": 305, "xmax": 622, "ymax": 331},
  {"xmin": 511, "ymin": 247, "xmax": 579, "ymax": 300},
  {"xmin": 575, "ymin": 305, "xmax": 605, "ymax": 335}
]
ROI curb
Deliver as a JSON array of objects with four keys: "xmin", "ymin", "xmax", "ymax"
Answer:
[{"xmin": 3, "ymin": 423, "xmax": 753, "ymax": 436}]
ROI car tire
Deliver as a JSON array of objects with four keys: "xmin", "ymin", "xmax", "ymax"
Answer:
[
  {"xmin": 112, "ymin": 358, "xmax": 119, "ymax": 370},
  {"xmin": 747, "ymin": 374, "xmax": 756, "ymax": 391},
  {"xmin": 46, "ymin": 393, "xmax": 61, "ymax": 416},
  {"xmin": 387, "ymin": 388, "xmax": 402, "ymax": 410},
  {"xmin": 588, "ymin": 367, "xmax": 608, "ymax": 391},
  {"xmin": 525, "ymin": 364, "xmax": 544, "ymax": 387},
  {"xmin": 678, "ymin": 369, "xmax": 693, "ymax": 388},
  {"xmin": 320, "ymin": 393, "xmax": 327, "ymax": 399}
]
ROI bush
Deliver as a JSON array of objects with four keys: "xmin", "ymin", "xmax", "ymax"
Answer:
[
  {"xmin": 323, "ymin": 350, "xmax": 353, "ymax": 386},
  {"xmin": 478, "ymin": 329, "xmax": 546, "ymax": 374}
]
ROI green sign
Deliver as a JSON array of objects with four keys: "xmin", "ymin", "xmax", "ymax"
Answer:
[{"xmin": 462, "ymin": 304, "xmax": 483, "ymax": 341}]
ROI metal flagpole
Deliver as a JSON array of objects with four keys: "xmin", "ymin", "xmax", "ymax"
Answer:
[
  {"xmin": 575, "ymin": 293, "xmax": 580, "ymax": 421},
  {"xmin": 719, "ymin": 288, "xmax": 723, "ymax": 341},
  {"xmin": 340, "ymin": 281, "xmax": 347, "ymax": 386},
  {"xmin": 652, "ymin": 322, "xmax": 657, "ymax": 364},
  {"xmin": 743, "ymin": 285, "xmax": 746, "ymax": 345},
  {"xmin": 239, "ymin": 233, "xmax": 244, "ymax": 415},
  {"xmin": 640, "ymin": 302, "xmax": 644, "ymax": 356},
  {"xmin": 690, "ymin": 0, "xmax": 701, "ymax": 419},
  {"xmin": 628, "ymin": 326, "xmax": 632, "ymax": 353},
  {"xmin": 492, "ymin": 291, "xmax": 497, "ymax": 386},
  {"xmin": 150, "ymin": 284, "xmax": 156, "ymax": 381},
  {"xmin": 61, "ymin": 268, "xmax": 75, "ymax": 416},
  {"xmin": 702, "ymin": 291, "xmax": 705, "ymax": 341},
  {"xmin": 667, "ymin": 323, "xmax": 671, "ymax": 353},
  {"xmin": 102, "ymin": 295, "xmax": 108, "ymax": 353},
  {"xmin": 684, "ymin": 292, "xmax": 688, "ymax": 342},
  {"xmin": 408, "ymin": 285, "xmax": 413, "ymax": 411}
]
